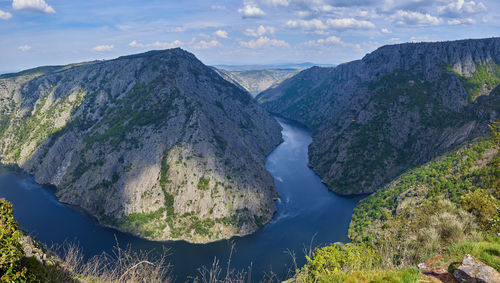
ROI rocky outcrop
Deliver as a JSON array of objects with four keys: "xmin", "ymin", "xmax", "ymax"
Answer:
[
  {"xmin": 258, "ymin": 38, "xmax": 500, "ymax": 195},
  {"xmin": 0, "ymin": 48, "xmax": 282, "ymax": 243},
  {"xmin": 453, "ymin": 254, "xmax": 500, "ymax": 282},
  {"xmin": 215, "ymin": 68, "xmax": 298, "ymax": 97}
]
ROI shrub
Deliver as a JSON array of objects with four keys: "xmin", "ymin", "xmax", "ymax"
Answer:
[
  {"xmin": 197, "ymin": 176, "xmax": 210, "ymax": 190},
  {"xmin": 0, "ymin": 199, "xmax": 28, "ymax": 282},
  {"xmin": 301, "ymin": 243, "xmax": 380, "ymax": 282},
  {"xmin": 460, "ymin": 189, "xmax": 499, "ymax": 227}
]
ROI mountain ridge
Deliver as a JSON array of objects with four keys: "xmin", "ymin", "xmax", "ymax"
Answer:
[
  {"xmin": 258, "ymin": 37, "xmax": 500, "ymax": 195},
  {"xmin": 0, "ymin": 48, "xmax": 283, "ymax": 243}
]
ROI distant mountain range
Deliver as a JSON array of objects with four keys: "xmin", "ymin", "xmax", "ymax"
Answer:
[{"xmin": 212, "ymin": 62, "xmax": 335, "ymax": 72}]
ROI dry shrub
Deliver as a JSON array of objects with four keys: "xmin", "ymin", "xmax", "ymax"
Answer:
[{"xmin": 56, "ymin": 241, "xmax": 171, "ymax": 282}]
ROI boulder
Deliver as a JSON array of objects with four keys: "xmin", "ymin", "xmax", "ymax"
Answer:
[{"xmin": 453, "ymin": 254, "xmax": 500, "ymax": 283}]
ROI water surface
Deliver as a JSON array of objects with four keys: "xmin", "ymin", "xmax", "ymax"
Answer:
[{"xmin": 0, "ymin": 118, "xmax": 363, "ymax": 281}]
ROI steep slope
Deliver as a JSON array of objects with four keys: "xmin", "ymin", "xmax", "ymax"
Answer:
[
  {"xmin": 0, "ymin": 48, "xmax": 282, "ymax": 243},
  {"xmin": 292, "ymin": 126, "xmax": 499, "ymax": 282},
  {"xmin": 214, "ymin": 68, "xmax": 298, "ymax": 97},
  {"xmin": 258, "ymin": 38, "xmax": 500, "ymax": 195}
]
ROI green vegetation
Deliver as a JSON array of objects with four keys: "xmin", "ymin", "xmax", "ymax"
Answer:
[
  {"xmin": 299, "ymin": 243, "xmax": 380, "ymax": 282},
  {"xmin": 457, "ymin": 63, "xmax": 500, "ymax": 101},
  {"xmin": 253, "ymin": 214, "xmax": 267, "ymax": 227},
  {"xmin": 0, "ymin": 199, "xmax": 28, "ymax": 281},
  {"xmin": 120, "ymin": 208, "xmax": 166, "ymax": 238},
  {"xmin": 318, "ymin": 69, "xmax": 465, "ymax": 195},
  {"xmin": 84, "ymin": 83, "xmax": 176, "ymax": 149},
  {"xmin": 297, "ymin": 242, "xmax": 425, "ymax": 282},
  {"xmin": 6, "ymin": 90, "xmax": 84, "ymax": 162},
  {"xmin": 294, "ymin": 122, "xmax": 499, "ymax": 282},
  {"xmin": 197, "ymin": 176, "xmax": 210, "ymax": 190},
  {"xmin": 349, "ymin": 135, "xmax": 498, "ymax": 244},
  {"xmin": 190, "ymin": 217, "xmax": 215, "ymax": 236},
  {"xmin": 0, "ymin": 199, "xmax": 75, "ymax": 282},
  {"xmin": 444, "ymin": 236, "xmax": 500, "ymax": 271}
]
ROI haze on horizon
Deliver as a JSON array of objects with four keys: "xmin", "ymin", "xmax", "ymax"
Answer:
[{"xmin": 1, "ymin": 0, "xmax": 499, "ymax": 72}]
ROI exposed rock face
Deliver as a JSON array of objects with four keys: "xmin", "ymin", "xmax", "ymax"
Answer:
[
  {"xmin": 258, "ymin": 38, "xmax": 500, "ymax": 195},
  {"xmin": 214, "ymin": 68, "xmax": 298, "ymax": 97},
  {"xmin": 0, "ymin": 48, "xmax": 282, "ymax": 243},
  {"xmin": 453, "ymin": 254, "xmax": 500, "ymax": 282}
]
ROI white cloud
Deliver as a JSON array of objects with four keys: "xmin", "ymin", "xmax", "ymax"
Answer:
[
  {"xmin": 211, "ymin": 5, "xmax": 226, "ymax": 10},
  {"xmin": 381, "ymin": 28, "xmax": 391, "ymax": 34},
  {"xmin": 244, "ymin": 25, "xmax": 275, "ymax": 37},
  {"xmin": 193, "ymin": 40, "xmax": 222, "ymax": 50},
  {"xmin": 438, "ymin": 0, "xmax": 486, "ymax": 18},
  {"xmin": 238, "ymin": 4, "xmax": 266, "ymax": 18},
  {"xmin": 410, "ymin": 35, "xmax": 430, "ymax": 42},
  {"xmin": 303, "ymin": 36, "xmax": 363, "ymax": 52},
  {"xmin": 92, "ymin": 45, "xmax": 114, "ymax": 52},
  {"xmin": 12, "ymin": 0, "xmax": 55, "ymax": 14},
  {"xmin": 304, "ymin": 36, "xmax": 343, "ymax": 46},
  {"xmin": 129, "ymin": 40, "xmax": 183, "ymax": 49},
  {"xmin": 388, "ymin": 37, "xmax": 401, "ymax": 43},
  {"xmin": 214, "ymin": 30, "xmax": 229, "ymax": 39},
  {"xmin": 317, "ymin": 36, "xmax": 343, "ymax": 44},
  {"xmin": 0, "ymin": 9, "xmax": 12, "ymax": 20},
  {"xmin": 390, "ymin": 10, "xmax": 443, "ymax": 27},
  {"xmin": 18, "ymin": 45, "xmax": 31, "ymax": 51},
  {"xmin": 168, "ymin": 26, "xmax": 187, "ymax": 33},
  {"xmin": 326, "ymin": 18, "xmax": 375, "ymax": 29},
  {"xmin": 239, "ymin": 36, "xmax": 289, "ymax": 48},
  {"xmin": 287, "ymin": 17, "xmax": 375, "ymax": 31},
  {"xmin": 447, "ymin": 18, "xmax": 475, "ymax": 25},
  {"xmin": 262, "ymin": 0, "xmax": 290, "ymax": 7},
  {"xmin": 286, "ymin": 19, "xmax": 327, "ymax": 30}
]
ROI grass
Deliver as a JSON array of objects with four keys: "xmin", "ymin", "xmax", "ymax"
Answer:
[
  {"xmin": 317, "ymin": 268, "xmax": 424, "ymax": 283},
  {"xmin": 444, "ymin": 236, "xmax": 500, "ymax": 271}
]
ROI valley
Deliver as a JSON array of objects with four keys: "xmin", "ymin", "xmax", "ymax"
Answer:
[
  {"xmin": 0, "ymin": 118, "xmax": 363, "ymax": 281},
  {"xmin": 258, "ymin": 38, "xmax": 500, "ymax": 196},
  {"xmin": 0, "ymin": 38, "xmax": 499, "ymax": 283}
]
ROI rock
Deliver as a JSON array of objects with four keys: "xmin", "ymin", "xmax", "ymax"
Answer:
[
  {"xmin": 418, "ymin": 262, "xmax": 428, "ymax": 270},
  {"xmin": 453, "ymin": 254, "xmax": 500, "ymax": 283},
  {"xmin": 214, "ymin": 68, "xmax": 298, "ymax": 97},
  {"xmin": 418, "ymin": 255, "xmax": 458, "ymax": 283},
  {"xmin": 258, "ymin": 38, "xmax": 500, "ymax": 195},
  {"xmin": 0, "ymin": 48, "xmax": 283, "ymax": 243}
]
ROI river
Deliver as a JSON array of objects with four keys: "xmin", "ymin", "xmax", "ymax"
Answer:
[{"xmin": 0, "ymin": 117, "xmax": 364, "ymax": 281}]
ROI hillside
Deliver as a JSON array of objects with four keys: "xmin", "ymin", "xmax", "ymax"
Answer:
[
  {"xmin": 291, "ymin": 122, "xmax": 499, "ymax": 282},
  {"xmin": 0, "ymin": 48, "xmax": 283, "ymax": 243},
  {"xmin": 258, "ymin": 38, "xmax": 500, "ymax": 195},
  {"xmin": 214, "ymin": 68, "xmax": 298, "ymax": 97}
]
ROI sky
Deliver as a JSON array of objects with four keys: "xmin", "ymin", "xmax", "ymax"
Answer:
[{"xmin": 1, "ymin": 0, "xmax": 499, "ymax": 72}]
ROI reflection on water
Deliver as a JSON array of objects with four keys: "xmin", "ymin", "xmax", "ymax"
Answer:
[{"xmin": 0, "ymin": 117, "xmax": 364, "ymax": 281}]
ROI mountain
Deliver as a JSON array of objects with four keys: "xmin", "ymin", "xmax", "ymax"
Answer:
[
  {"xmin": 294, "ymin": 126, "xmax": 500, "ymax": 282},
  {"xmin": 212, "ymin": 63, "xmax": 335, "ymax": 72},
  {"xmin": 214, "ymin": 68, "xmax": 299, "ymax": 97},
  {"xmin": 0, "ymin": 48, "xmax": 282, "ymax": 243},
  {"xmin": 258, "ymin": 38, "xmax": 500, "ymax": 195}
]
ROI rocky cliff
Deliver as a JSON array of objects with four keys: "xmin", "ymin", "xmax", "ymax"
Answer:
[
  {"xmin": 0, "ymin": 48, "xmax": 282, "ymax": 243},
  {"xmin": 258, "ymin": 38, "xmax": 500, "ymax": 195},
  {"xmin": 215, "ymin": 68, "xmax": 298, "ymax": 97}
]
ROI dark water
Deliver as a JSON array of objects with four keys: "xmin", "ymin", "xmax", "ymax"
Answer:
[{"xmin": 0, "ymin": 118, "xmax": 363, "ymax": 281}]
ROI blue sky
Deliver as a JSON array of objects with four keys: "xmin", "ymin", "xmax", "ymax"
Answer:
[{"xmin": 1, "ymin": 0, "xmax": 499, "ymax": 72}]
